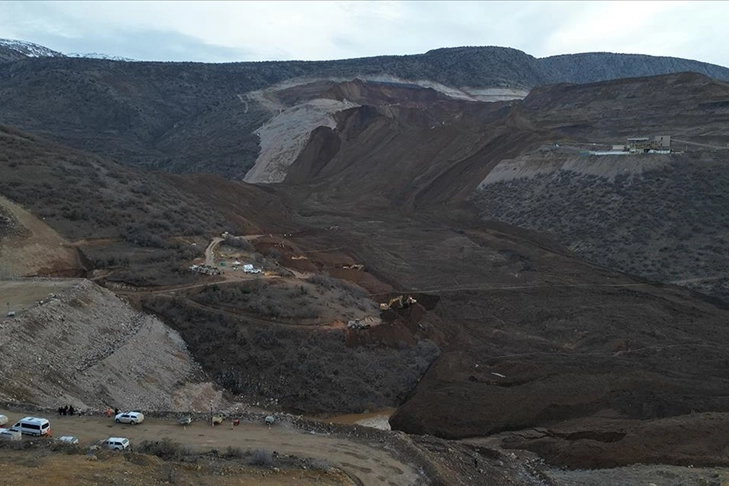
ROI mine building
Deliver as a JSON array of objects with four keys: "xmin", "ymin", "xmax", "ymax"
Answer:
[{"xmin": 626, "ymin": 135, "xmax": 671, "ymax": 153}]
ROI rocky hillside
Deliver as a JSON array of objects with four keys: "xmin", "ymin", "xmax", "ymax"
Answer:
[
  {"xmin": 0, "ymin": 279, "xmax": 223, "ymax": 412},
  {"xmin": 0, "ymin": 42, "xmax": 728, "ymax": 178},
  {"xmin": 3, "ymin": 42, "xmax": 729, "ymax": 472},
  {"xmin": 539, "ymin": 51, "xmax": 729, "ymax": 84},
  {"xmin": 472, "ymin": 72, "xmax": 729, "ymax": 301}
]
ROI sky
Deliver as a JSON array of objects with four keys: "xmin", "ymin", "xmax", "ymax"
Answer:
[{"xmin": 0, "ymin": 1, "xmax": 727, "ymax": 67}]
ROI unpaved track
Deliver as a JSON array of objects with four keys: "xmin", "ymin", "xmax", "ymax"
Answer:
[
  {"xmin": 0, "ymin": 278, "xmax": 81, "ymax": 314},
  {"xmin": 0, "ymin": 409, "xmax": 425, "ymax": 486},
  {"xmin": 204, "ymin": 237, "xmax": 224, "ymax": 267}
]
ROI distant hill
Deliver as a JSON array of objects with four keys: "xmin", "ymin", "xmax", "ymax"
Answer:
[
  {"xmin": 539, "ymin": 51, "xmax": 729, "ymax": 84},
  {"xmin": 0, "ymin": 42, "xmax": 728, "ymax": 179},
  {"xmin": 0, "ymin": 38, "xmax": 65, "ymax": 62}
]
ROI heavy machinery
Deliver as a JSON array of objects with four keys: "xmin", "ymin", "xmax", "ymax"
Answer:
[{"xmin": 379, "ymin": 295, "xmax": 417, "ymax": 311}]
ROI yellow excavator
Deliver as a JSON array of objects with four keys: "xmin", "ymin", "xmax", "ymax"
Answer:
[{"xmin": 379, "ymin": 295, "xmax": 417, "ymax": 311}]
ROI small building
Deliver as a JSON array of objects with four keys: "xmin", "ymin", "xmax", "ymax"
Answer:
[
  {"xmin": 627, "ymin": 135, "xmax": 671, "ymax": 153},
  {"xmin": 654, "ymin": 135, "xmax": 671, "ymax": 150},
  {"xmin": 627, "ymin": 137, "xmax": 651, "ymax": 153}
]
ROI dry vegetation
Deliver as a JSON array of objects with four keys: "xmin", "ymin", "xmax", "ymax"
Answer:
[
  {"xmin": 0, "ymin": 439, "xmax": 350, "ymax": 486},
  {"xmin": 190, "ymin": 274, "xmax": 376, "ymax": 321},
  {"xmin": 473, "ymin": 154, "xmax": 729, "ymax": 301},
  {"xmin": 141, "ymin": 294, "xmax": 440, "ymax": 414},
  {"xmin": 0, "ymin": 125, "xmax": 234, "ymax": 286}
]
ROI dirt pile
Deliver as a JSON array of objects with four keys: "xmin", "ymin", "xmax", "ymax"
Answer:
[{"xmin": 0, "ymin": 279, "xmax": 223, "ymax": 412}]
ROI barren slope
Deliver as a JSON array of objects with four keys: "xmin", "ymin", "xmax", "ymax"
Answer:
[
  {"xmin": 0, "ymin": 194, "xmax": 83, "ymax": 278},
  {"xmin": 0, "ymin": 279, "xmax": 223, "ymax": 412}
]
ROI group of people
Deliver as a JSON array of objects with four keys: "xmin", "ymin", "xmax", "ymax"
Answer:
[
  {"xmin": 57, "ymin": 405, "xmax": 75, "ymax": 416},
  {"xmin": 57, "ymin": 405, "xmax": 121, "ymax": 417}
]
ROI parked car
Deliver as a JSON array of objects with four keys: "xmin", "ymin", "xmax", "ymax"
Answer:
[
  {"xmin": 0, "ymin": 428, "xmax": 22, "ymax": 441},
  {"xmin": 102, "ymin": 437, "xmax": 130, "ymax": 451},
  {"xmin": 114, "ymin": 411, "xmax": 144, "ymax": 425},
  {"xmin": 10, "ymin": 417, "xmax": 51, "ymax": 436},
  {"xmin": 57, "ymin": 435, "xmax": 79, "ymax": 444}
]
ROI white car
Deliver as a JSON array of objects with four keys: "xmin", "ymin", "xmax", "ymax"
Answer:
[
  {"xmin": 0, "ymin": 428, "xmax": 21, "ymax": 441},
  {"xmin": 102, "ymin": 437, "xmax": 130, "ymax": 451},
  {"xmin": 114, "ymin": 411, "xmax": 144, "ymax": 425},
  {"xmin": 57, "ymin": 435, "xmax": 79, "ymax": 444}
]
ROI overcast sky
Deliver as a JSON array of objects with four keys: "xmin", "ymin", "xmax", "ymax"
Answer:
[{"xmin": 0, "ymin": 1, "xmax": 727, "ymax": 67}]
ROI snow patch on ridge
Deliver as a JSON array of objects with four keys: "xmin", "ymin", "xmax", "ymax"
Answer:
[
  {"xmin": 67, "ymin": 52, "xmax": 138, "ymax": 62},
  {"xmin": 0, "ymin": 38, "xmax": 65, "ymax": 58}
]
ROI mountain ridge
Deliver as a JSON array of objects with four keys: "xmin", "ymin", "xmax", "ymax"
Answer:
[
  {"xmin": 1, "ymin": 39, "xmax": 729, "ymax": 181},
  {"xmin": 2, "ymin": 37, "xmax": 729, "ymax": 86}
]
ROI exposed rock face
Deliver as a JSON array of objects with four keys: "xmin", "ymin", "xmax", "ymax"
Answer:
[{"xmin": 0, "ymin": 279, "xmax": 224, "ymax": 412}]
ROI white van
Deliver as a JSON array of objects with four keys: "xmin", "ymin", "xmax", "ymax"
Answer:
[{"xmin": 10, "ymin": 417, "xmax": 51, "ymax": 436}]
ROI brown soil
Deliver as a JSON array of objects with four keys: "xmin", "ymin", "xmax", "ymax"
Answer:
[
  {"xmin": 492, "ymin": 412, "xmax": 729, "ymax": 469},
  {"xmin": 0, "ymin": 195, "xmax": 85, "ymax": 278},
  {"xmin": 4, "ymin": 71, "xmax": 729, "ymax": 477}
]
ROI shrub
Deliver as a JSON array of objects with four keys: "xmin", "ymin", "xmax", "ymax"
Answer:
[
  {"xmin": 136, "ymin": 438, "xmax": 191, "ymax": 461},
  {"xmin": 249, "ymin": 449, "xmax": 273, "ymax": 467}
]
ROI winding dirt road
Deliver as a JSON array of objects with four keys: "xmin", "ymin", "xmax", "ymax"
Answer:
[
  {"xmin": 0, "ymin": 409, "xmax": 425, "ymax": 486},
  {"xmin": 204, "ymin": 237, "xmax": 224, "ymax": 267}
]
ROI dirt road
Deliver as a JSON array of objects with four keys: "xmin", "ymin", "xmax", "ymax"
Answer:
[
  {"xmin": 204, "ymin": 237, "xmax": 224, "ymax": 267},
  {"xmin": 0, "ymin": 409, "xmax": 425, "ymax": 486},
  {"xmin": 0, "ymin": 278, "xmax": 81, "ymax": 315}
]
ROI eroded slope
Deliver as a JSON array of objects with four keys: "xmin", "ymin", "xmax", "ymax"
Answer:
[{"xmin": 0, "ymin": 279, "xmax": 222, "ymax": 411}]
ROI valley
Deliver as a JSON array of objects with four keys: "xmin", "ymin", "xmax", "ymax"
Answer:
[{"xmin": 2, "ymin": 41, "xmax": 729, "ymax": 485}]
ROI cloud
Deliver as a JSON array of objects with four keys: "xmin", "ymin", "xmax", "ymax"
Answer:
[{"xmin": 0, "ymin": 1, "xmax": 727, "ymax": 67}]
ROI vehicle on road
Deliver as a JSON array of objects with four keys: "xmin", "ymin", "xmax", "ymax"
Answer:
[
  {"xmin": 0, "ymin": 428, "xmax": 22, "ymax": 441},
  {"xmin": 10, "ymin": 417, "xmax": 51, "ymax": 436},
  {"xmin": 102, "ymin": 437, "xmax": 130, "ymax": 451},
  {"xmin": 115, "ymin": 411, "xmax": 144, "ymax": 425}
]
